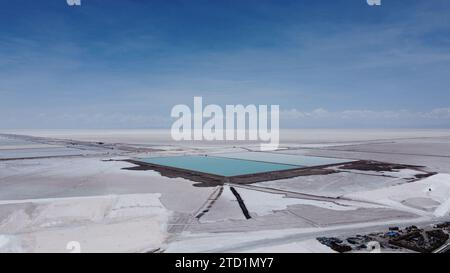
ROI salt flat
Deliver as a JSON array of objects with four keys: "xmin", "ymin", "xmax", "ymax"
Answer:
[
  {"xmin": 0, "ymin": 194, "xmax": 170, "ymax": 252},
  {"xmin": 0, "ymin": 157, "xmax": 213, "ymax": 213},
  {"xmin": 3, "ymin": 129, "xmax": 450, "ymax": 145},
  {"xmin": 257, "ymin": 172, "xmax": 408, "ymax": 198},
  {"xmin": 1, "ymin": 129, "xmax": 450, "ymax": 252}
]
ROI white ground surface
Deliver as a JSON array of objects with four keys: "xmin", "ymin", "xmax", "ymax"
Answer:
[
  {"xmin": 3, "ymin": 129, "xmax": 450, "ymax": 145},
  {"xmin": 344, "ymin": 173, "xmax": 450, "ymax": 218},
  {"xmin": 0, "ymin": 194, "xmax": 170, "ymax": 253},
  {"xmin": 0, "ymin": 157, "xmax": 214, "ymax": 213},
  {"xmin": 231, "ymin": 186, "xmax": 358, "ymax": 216},
  {"xmin": 257, "ymin": 172, "xmax": 408, "ymax": 198},
  {"xmin": 165, "ymin": 228, "xmax": 338, "ymax": 253},
  {"xmin": 239, "ymin": 239, "xmax": 335, "ymax": 253}
]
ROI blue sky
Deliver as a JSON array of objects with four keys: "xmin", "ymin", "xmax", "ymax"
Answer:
[{"xmin": 1, "ymin": 0, "xmax": 450, "ymax": 128}]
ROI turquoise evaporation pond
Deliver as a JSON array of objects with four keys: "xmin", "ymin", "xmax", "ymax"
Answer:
[
  {"xmin": 139, "ymin": 155, "xmax": 302, "ymax": 177},
  {"xmin": 213, "ymin": 152, "xmax": 352, "ymax": 167}
]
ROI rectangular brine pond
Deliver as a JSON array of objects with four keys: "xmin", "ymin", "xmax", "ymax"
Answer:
[
  {"xmin": 212, "ymin": 152, "xmax": 352, "ymax": 167},
  {"xmin": 138, "ymin": 155, "xmax": 300, "ymax": 177},
  {"xmin": 133, "ymin": 152, "xmax": 354, "ymax": 185}
]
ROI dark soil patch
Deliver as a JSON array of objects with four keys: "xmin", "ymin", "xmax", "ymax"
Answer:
[{"xmin": 338, "ymin": 160, "xmax": 422, "ymax": 172}]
